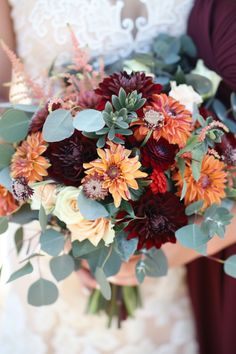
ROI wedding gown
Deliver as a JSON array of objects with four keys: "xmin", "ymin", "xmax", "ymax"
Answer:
[{"xmin": 0, "ymin": 1, "xmax": 198, "ymax": 353}]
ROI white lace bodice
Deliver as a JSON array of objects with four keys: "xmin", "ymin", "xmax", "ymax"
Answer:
[{"xmin": 9, "ymin": 0, "xmax": 194, "ymax": 78}]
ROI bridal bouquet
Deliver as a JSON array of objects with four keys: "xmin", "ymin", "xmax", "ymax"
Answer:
[{"xmin": 0, "ymin": 31, "xmax": 236, "ymax": 326}]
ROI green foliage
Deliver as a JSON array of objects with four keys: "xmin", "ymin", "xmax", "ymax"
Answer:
[
  {"xmin": 176, "ymin": 224, "xmax": 209, "ymax": 249},
  {"xmin": 0, "ymin": 144, "xmax": 15, "ymax": 171},
  {"xmin": 95, "ymin": 267, "xmax": 111, "ymax": 300},
  {"xmin": 0, "ymin": 217, "xmax": 8, "ymax": 234},
  {"xmin": 7, "ymin": 262, "xmax": 33, "ymax": 283},
  {"xmin": 50, "ymin": 255, "xmax": 74, "ymax": 281},
  {"xmin": 43, "ymin": 109, "xmax": 74, "ymax": 142},
  {"xmin": 186, "ymin": 73, "xmax": 212, "ymax": 96},
  {"xmin": 129, "ymin": 179, "xmax": 150, "ymax": 201},
  {"xmin": 224, "ymin": 255, "xmax": 236, "ymax": 279},
  {"xmin": 39, "ymin": 204, "xmax": 47, "ymax": 232},
  {"xmin": 77, "ymin": 190, "xmax": 109, "ymax": 220},
  {"xmin": 10, "ymin": 204, "xmax": 38, "ymax": 224},
  {"xmin": 72, "ymin": 239, "xmax": 101, "ymax": 258},
  {"xmin": 14, "ymin": 227, "xmax": 24, "ymax": 254},
  {"xmin": 73, "ymin": 109, "xmax": 105, "ymax": 132},
  {"xmin": 122, "ymin": 286, "xmax": 142, "ymax": 316},
  {"xmin": 201, "ymin": 204, "xmax": 233, "ymax": 238},
  {"xmin": 212, "ymin": 99, "xmax": 236, "ymax": 134},
  {"xmin": 0, "ymin": 167, "xmax": 13, "ymax": 191},
  {"xmin": 136, "ymin": 249, "xmax": 168, "ymax": 284},
  {"xmin": 112, "ymin": 88, "xmax": 146, "ymax": 112},
  {"xmin": 0, "ymin": 109, "xmax": 30, "ymax": 143},
  {"xmin": 0, "ymin": 102, "xmax": 38, "ymax": 112},
  {"xmin": 40, "ymin": 229, "xmax": 65, "ymax": 256},
  {"xmin": 114, "ymin": 231, "xmax": 138, "ymax": 261},
  {"xmin": 27, "ymin": 278, "xmax": 59, "ymax": 306},
  {"xmin": 185, "ymin": 200, "xmax": 204, "ymax": 216}
]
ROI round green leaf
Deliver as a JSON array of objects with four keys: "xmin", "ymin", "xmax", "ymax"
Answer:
[
  {"xmin": 40, "ymin": 229, "xmax": 65, "ymax": 256},
  {"xmin": 77, "ymin": 191, "xmax": 109, "ymax": 220},
  {"xmin": 27, "ymin": 278, "xmax": 59, "ymax": 306},
  {"xmin": 224, "ymin": 255, "xmax": 236, "ymax": 279},
  {"xmin": 176, "ymin": 224, "xmax": 209, "ymax": 249},
  {"xmin": 185, "ymin": 200, "xmax": 204, "ymax": 216},
  {"xmin": 73, "ymin": 109, "xmax": 105, "ymax": 132},
  {"xmin": 50, "ymin": 255, "xmax": 74, "ymax": 281},
  {"xmin": 0, "ymin": 217, "xmax": 8, "ymax": 234},
  {"xmin": 0, "ymin": 144, "xmax": 15, "ymax": 170},
  {"xmin": 0, "ymin": 109, "xmax": 30, "ymax": 142},
  {"xmin": 42, "ymin": 109, "xmax": 74, "ymax": 142}
]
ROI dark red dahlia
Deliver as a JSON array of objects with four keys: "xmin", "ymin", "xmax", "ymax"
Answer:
[
  {"xmin": 95, "ymin": 71, "xmax": 162, "ymax": 109},
  {"xmin": 45, "ymin": 132, "xmax": 97, "ymax": 186},
  {"xmin": 126, "ymin": 190, "xmax": 187, "ymax": 250},
  {"xmin": 29, "ymin": 101, "xmax": 62, "ymax": 133},
  {"xmin": 142, "ymin": 138, "xmax": 177, "ymax": 171}
]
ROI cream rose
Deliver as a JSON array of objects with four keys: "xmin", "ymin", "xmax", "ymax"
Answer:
[
  {"xmin": 54, "ymin": 187, "xmax": 115, "ymax": 246},
  {"xmin": 169, "ymin": 81, "xmax": 203, "ymax": 113},
  {"xmin": 31, "ymin": 183, "xmax": 57, "ymax": 214}
]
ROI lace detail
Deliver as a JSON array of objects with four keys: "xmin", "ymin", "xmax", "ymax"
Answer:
[{"xmin": 9, "ymin": 0, "xmax": 194, "ymax": 77}]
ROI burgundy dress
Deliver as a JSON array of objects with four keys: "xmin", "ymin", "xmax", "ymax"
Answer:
[{"xmin": 187, "ymin": 1, "xmax": 236, "ymax": 353}]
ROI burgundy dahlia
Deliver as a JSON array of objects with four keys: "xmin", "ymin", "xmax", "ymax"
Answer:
[
  {"xmin": 29, "ymin": 101, "xmax": 62, "ymax": 133},
  {"xmin": 142, "ymin": 138, "xmax": 177, "ymax": 171},
  {"xmin": 46, "ymin": 132, "xmax": 97, "ymax": 186},
  {"xmin": 126, "ymin": 190, "xmax": 187, "ymax": 250},
  {"xmin": 95, "ymin": 71, "xmax": 162, "ymax": 108},
  {"xmin": 216, "ymin": 132, "xmax": 236, "ymax": 166}
]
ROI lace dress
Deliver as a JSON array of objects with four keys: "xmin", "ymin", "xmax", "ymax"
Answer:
[{"xmin": 0, "ymin": 1, "xmax": 198, "ymax": 353}]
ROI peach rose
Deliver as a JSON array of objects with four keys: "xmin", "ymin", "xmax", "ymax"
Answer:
[{"xmin": 31, "ymin": 183, "xmax": 57, "ymax": 214}]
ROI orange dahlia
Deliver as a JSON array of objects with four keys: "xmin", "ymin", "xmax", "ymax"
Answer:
[
  {"xmin": 0, "ymin": 185, "xmax": 18, "ymax": 216},
  {"xmin": 11, "ymin": 132, "xmax": 50, "ymax": 183},
  {"xmin": 83, "ymin": 142, "xmax": 147, "ymax": 207},
  {"xmin": 134, "ymin": 93, "xmax": 193, "ymax": 148},
  {"xmin": 173, "ymin": 155, "xmax": 227, "ymax": 209}
]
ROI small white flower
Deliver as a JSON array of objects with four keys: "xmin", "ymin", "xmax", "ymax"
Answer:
[{"xmin": 169, "ymin": 81, "xmax": 203, "ymax": 113}]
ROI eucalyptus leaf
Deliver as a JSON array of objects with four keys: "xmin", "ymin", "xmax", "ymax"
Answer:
[
  {"xmin": 0, "ymin": 167, "xmax": 12, "ymax": 191},
  {"xmin": 103, "ymin": 249, "xmax": 122, "ymax": 277},
  {"xmin": 185, "ymin": 200, "xmax": 204, "ymax": 216},
  {"xmin": 115, "ymin": 232, "xmax": 138, "ymax": 261},
  {"xmin": 77, "ymin": 191, "xmax": 109, "ymax": 220},
  {"xmin": 43, "ymin": 109, "xmax": 74, "ymax": 142},
  {"xmin": 50, "ymin": 255, "xmax": 74, "ymax": 281},
  {"xmin": 0, "ymin": 144, "xmax": 15, "ymax": 170},
  {"xmin": 74, "ymin": 109, "xmax": 105, "ymax": 132},
  {"xmin": 39, "ymin": 204, "xmax": 47, "ymax": 232},
  {"xmin": 176, "ymin": 224, "xmax": 209, "ymax": 249},
  {"xmin": 7, "ymin": 262, "xmax": 33, "ymax": 283},
  {"xmin": 72, "ymin": 239, "xmax": 100, "ymax": 258},
  {"xmin": 27, "ymin": 278, "xmax": 59, "ymax": 306},
  {"xmin": 40, "ymin": 229, "xmax": 65, "ymax": 256},
  {"xmin": 0, "ymin": 109, "xmax": 30, "ymax": 143},
  {"xmin": 14, "ymin": 227, "xmax": 24, "ymax": 254},
  {"xmin": 11, "ymin": 204, "xmax": 38, "ymax": 224},
  {"xmin": 0, "ymin": 217, "xmax": 8, "ymax": 234},
  {"xmin": 224, "ymin": 255, "xmax": 236, "ymax": 279},
  {"xmin": 95, "ymin": 267, "xmax": 111, "ymax": 300}
]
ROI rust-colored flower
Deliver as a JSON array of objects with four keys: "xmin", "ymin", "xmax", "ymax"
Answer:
[
  {"xmin": 150, "ymin": 169, "xmax": 167, "ymax": 194},
  {"xmin": 134, "ymin": 93, "xmax": 193, "ymax": 148},
  {"xmin": 83, "ymin": 142, "xmax": 147, "ymax": 207},
  {"xmin": 0, "ymin": 185, "xmax": 18, "ymax": 216},
  {"xmin": 11, "ymin": 132, "xmax": 50, "ymax": 183},
  {"xmin": 173, "ymin": 155, "xmax": 227, "ymax": 209}
]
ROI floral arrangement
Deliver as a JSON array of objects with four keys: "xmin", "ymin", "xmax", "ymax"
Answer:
[{"xmin": 0, "ymin": 32, "xmax": 236, "ymax": 327}]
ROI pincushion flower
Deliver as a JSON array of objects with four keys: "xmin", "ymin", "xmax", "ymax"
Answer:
[
  {"xmin": 31, "ymin": 183, "xmax": 57, "ymax": 214},
  {"xmin": 125, "ymin": 190, "xmax": 187, "ymax": 250},
  {"xmin": 169, "ymin": 81, "xmax": 203, "ymax": 113},
  {"xmin": 134, "ymin": 93, "xmax": 193, "ymax": 148},
  {"xmin": 174, "ymin": 155, "xmax": 227, "ymax": 209},
  {"xmin": 54, "ymin": 187, "xmax": 114, "ymax": 246},
  {"xmin": 0, "ymin": 185, "xmax": 18, "ymax": 216},
  {"xmin": 83, "ymin": 142, "xmax": 147, "ymax": 208},
  {"xmin": 11, "ymin": 132, "xmax": 50, "ymax": 183}
]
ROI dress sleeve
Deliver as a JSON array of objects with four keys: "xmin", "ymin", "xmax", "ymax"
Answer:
[{"xmin": 188, "ymin": 0, "xmax": 236, "ymax": 91}]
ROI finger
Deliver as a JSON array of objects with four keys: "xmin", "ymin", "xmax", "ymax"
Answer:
[{"xmin": 76, "ymin": 268, "xmax": 98, "ymax": 290}]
